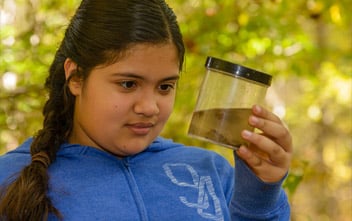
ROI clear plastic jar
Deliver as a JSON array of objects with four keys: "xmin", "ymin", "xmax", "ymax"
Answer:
[{"xmin": 188, "ymin": 56, "xmax": 272, "ymax": 149}]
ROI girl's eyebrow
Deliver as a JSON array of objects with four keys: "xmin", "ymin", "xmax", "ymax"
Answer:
[
  {"xmin": 111, "ymin": 72, "xmax": 180, "ymax": 81},
  {"xmin": 161, "ymin": 75, "xmax": 180, "ymax": 81}
]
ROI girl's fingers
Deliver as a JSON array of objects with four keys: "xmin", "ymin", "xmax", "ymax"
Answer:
[
  {"xmin": 236, "ymin": 105, "xmax": 293, "ymax": 182},
  {"xmin": 252, "ymin": 105, "xmax": 282, "ymax": 125},
  {"xmin": 237, "ymin": 145, "xmax": 263, "ymax": 168},
  {"xmin": 237, "ymin": 145, "xmax": 289, "ymax": 183},
  {"xmin": 249, "ymin": 105, "xmax": 293, "ymax": 154},
  {"xmin": 241, "ymin": 130, "xmax": 291, "ymax": 166}
]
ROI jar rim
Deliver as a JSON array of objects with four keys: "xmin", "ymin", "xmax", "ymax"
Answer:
[{"xmin": 205, "ymin": 56, "xmax": 272, "ymax": 86}]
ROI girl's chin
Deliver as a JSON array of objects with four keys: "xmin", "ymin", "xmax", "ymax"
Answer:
[{"xmin": 111, "ymin": 142, "xmax": 152, "ymax": 156}]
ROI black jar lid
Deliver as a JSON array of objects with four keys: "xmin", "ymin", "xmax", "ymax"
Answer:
[{"xmin": 205, "ymin": 56, "xmax": 272, "ymax": 86}]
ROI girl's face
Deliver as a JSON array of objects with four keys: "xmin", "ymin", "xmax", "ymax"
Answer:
[{"xmin": 66, "ymin": 43, "xmax": 180, "ymax": 157}]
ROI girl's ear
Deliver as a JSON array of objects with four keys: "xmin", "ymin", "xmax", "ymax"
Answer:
[{"xmin": 64, "ymin": 58, "xmax": 82, "ymax": 96}]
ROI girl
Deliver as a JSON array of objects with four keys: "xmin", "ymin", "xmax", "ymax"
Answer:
[{"xmin": 0, "ymin": 0, "xmax": 292, "ymax": 220}]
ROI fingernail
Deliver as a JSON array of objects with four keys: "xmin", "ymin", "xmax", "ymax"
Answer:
[
  {"xmin": 249, "ymin": 116, "xmax": 259, "ymax": 125},
  {"xmin": 242, "ymin": 130, "xmax": 252, "ymax": 138},
  {"xmin": 254, "ymin": 105, "xmax": 261, "ymax": 114},
  {"xmin": 238, "ymin": 146, "xmax": 248, "ymax": 154}
]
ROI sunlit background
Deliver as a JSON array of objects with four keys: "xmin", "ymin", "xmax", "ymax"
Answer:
[{"xmin": 0, "ymin": 0, "xmax": 351, "ymax": 220}]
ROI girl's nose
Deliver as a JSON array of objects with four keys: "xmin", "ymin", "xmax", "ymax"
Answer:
[{"xmin": 133, "ymin": 93, "xmax": 160, "ymax": 117}]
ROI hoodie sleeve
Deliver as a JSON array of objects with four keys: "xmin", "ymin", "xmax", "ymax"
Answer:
[{"xmin": 230, "ymin": 153, "xmax": 290, "ymax": 221}]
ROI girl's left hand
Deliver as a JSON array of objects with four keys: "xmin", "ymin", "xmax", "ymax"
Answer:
[{"xmin": 236, "ymin": 105, "xmax": 293, "ymax": 183}]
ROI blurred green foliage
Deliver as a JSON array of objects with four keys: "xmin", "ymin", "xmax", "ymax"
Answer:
[{"xmin": 0, "ymin": 0, "xmax": 351, "ymax": 220}]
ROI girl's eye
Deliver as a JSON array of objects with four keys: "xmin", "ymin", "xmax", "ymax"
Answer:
[
  {"xmin": 119, "ymin": 81, "xmax": 136, "ymax": 89},
  {"xmin": 159, "ymin": 83, "xmax": 175, "ymax": 92}
]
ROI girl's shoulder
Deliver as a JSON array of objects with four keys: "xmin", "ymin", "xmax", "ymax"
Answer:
[{"xmin": 0, "ymin": 138, "xmax": 32, "ymax": 184}]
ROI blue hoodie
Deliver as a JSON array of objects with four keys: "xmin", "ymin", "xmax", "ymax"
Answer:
[{"xmin": 0, "ymin": 137, "xmax": 290, "ymax": 221}]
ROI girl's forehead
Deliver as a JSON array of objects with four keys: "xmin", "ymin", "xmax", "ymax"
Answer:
[
  {"xmin": 96, "ymin": 42, "xmax": 179, "ymax": 69},
  {"xmin": 89, "ymin": 43, "xmax": 180, "ymax": 79},
  {"xmin": 124, "ymin": 42, "xmax": 178, "ymax": 58}
]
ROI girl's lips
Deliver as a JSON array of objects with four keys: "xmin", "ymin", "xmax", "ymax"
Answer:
[{"xmin": 127, "ymin": 123, "xmax": 154, "ymax": 135}]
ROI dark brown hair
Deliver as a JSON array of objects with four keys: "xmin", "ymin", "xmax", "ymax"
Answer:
[{"xmin": 0, "ymin": 0, "xmax": 185, "ymax": 220}]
